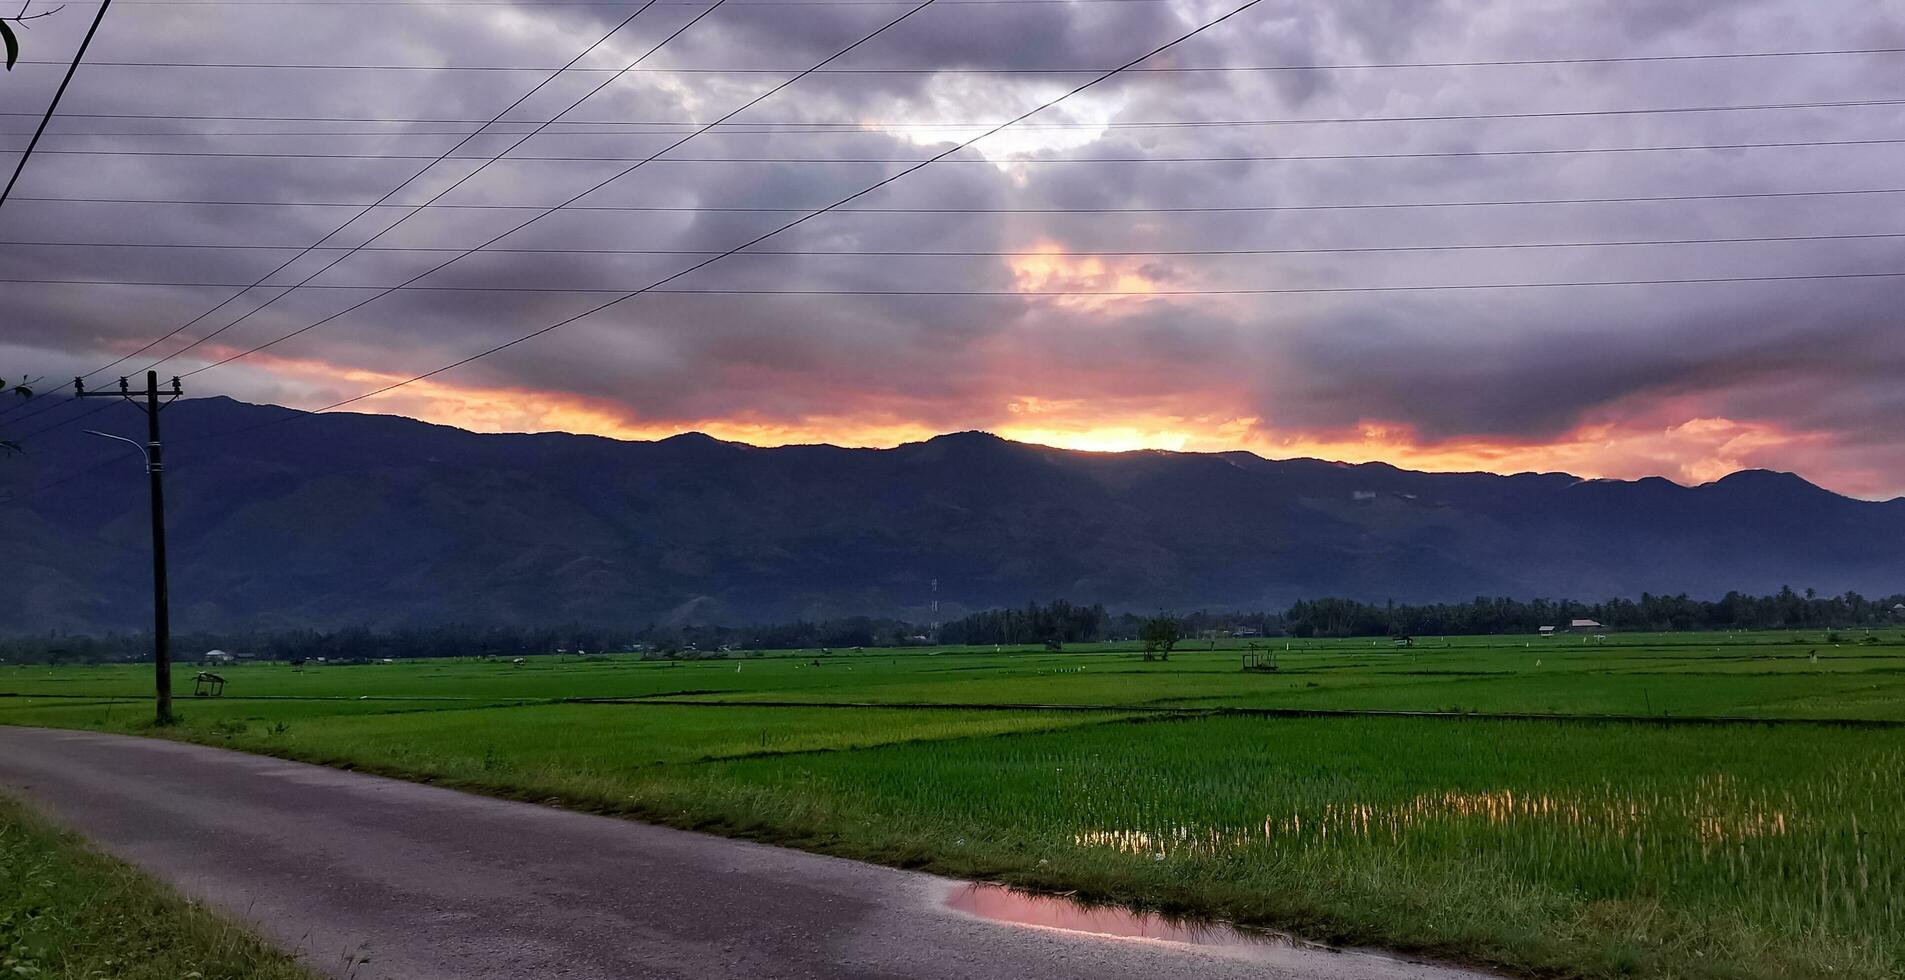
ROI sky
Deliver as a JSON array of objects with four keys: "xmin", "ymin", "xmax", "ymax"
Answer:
[{"xmin": 3, "ymin": 0, "xmax": 1904, "ymax": 498}]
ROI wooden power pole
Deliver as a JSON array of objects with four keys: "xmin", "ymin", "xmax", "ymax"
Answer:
[{"xmin": 75, "ymin": 371, "xmax": 181, "ymax": 725}]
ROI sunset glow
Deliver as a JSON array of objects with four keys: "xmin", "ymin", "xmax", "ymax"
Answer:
[
  {"xmin": 8, "ymin": 0, "xmax": 1902, "ymax": 505},
  {"xmin": 201, "ymin": 347, "xmax": 1896, "ymax": 499}
]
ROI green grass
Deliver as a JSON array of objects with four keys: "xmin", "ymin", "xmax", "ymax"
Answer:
[
  {"xmin": 0, "ymin": 796, "xmax": 318, "ymax": 980},
  {"xmin": 6, "ymin": 629, "xmax": 1905, "ymax": 980},
  {"xmin": 145, "ymin": 703, "xmax": 1139, "ymax": 779},
  {"xmin": 0, "ymin": 634, "xmax": 1887, "ymax": 719},
  {"xmin": 671, "ymin": 716, "xmax": 1902, "ymax": 979},
  {"xmin": 10, "ymin": 629, "xmax": 1905, "ymax": 718}
]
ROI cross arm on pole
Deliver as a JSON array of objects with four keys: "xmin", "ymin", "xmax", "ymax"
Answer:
[{"xmin": 73, "ymin": 375, "xmax": 181, "ymax": 406}]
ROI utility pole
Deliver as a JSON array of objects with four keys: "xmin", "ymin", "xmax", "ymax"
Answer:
[{"xmin": 75, "ymin": 371, "xmax": 181, "ymax": 725}]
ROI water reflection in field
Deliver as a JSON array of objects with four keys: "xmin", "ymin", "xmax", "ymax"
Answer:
[
  {"xmin": 947, "ymin": 882, "xmax": 1271, "ymax": 948},
  {"xmin": 943, "ymin": 882, "xmax": 1356, "ymax": 966},
  {"xmin": 1074, "ymin": 775, "xmax": 1820, "ymax": 859}
]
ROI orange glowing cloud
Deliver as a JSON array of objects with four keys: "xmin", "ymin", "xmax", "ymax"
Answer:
[
  {"xmin": 220, "ymin": 349, "xmax": 948, "ymax": 447},
  {"xmin": 1220, "ymin": 416, "xmax": 1888, "ymax": 495},
  {"xmin": 1007, "ymin": 242, "xmax": 1161, "ymax": 309},
  {"xmin": 210, "ymin": 348, "xmax": 1897, "ymax": 500}
]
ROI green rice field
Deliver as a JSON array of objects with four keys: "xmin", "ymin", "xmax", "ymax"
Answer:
[{"xmin": 4, "ymin": 629, "xmax": 1903, "ymax": 980}]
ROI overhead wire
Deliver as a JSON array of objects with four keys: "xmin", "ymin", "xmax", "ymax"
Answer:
[
  {"xmin": 18, "ymin": 136, "xmax": 1905, "ymax": 163},
  {"xmin": 0, "ymin": 0, "xmax": 117, "ymax": 423},
  {"xmin": 8, "ymin": 270, "xmax": 1905, "ymax": 295},
  {"xmin": 7, "ymin": 27, "xmax": 1905, "ymax": 487},
  {"xmin": 8, "ymin": 45, "xmax": 1905, "ymax": 73},
  {"xmin": 1, "ymin": 0, "xmax": 681, "ymax": 434},
  {"xmin": 14, "ymin": 186, "xmax": 1905, "ymax": 213},
  {"xmin": 29, "ymin": 0, "xmax": 1178, "ymax": 6},
  {"xmin": 6, "ymin": 229, "xmax": 1905, "ymax": 255},
  {"xmin": 0, "ymin": 448, "xmax": 143, "ymax": 507},
  {"xmin": 0, "ymin": 400, "xmax": 121, "ymax": 441},
  {"xmin": 135, "ymin": 0, "xmax": 739, "ymax": 373},
  {"xmin": 0, "ymin": 0, "xmax": 117, "ymax": 209},
  {"xmin": 0, "ymin": 0, "xmax": 957, "ymax": 498},
  {"xmin": 8, "ymin": 95, "xmax": 1905, "ymax": 132},
  {"xmin": 168, "ymin": 0, "xmax": 954, "ymax": 379},
  {"xmin": 297, "ymin": 0, "xmax": 1279, "ymax": 418},
  {"xmin": 65, "ymin": 0, "xmax": 672, "ymax": 385}
]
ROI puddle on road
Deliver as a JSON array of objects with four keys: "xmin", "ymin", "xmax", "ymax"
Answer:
[{"xmin": 943, "ymin": 882, "xmax": 1317, "ymax": 962}]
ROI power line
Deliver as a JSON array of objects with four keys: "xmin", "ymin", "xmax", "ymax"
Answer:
[
  {"xmin": 0, "ymin": 399, "xmax": 117, "ymax": 444},
  {"xmin": 52, "ymin": 0, "xmax": 1172, "ymax": 6},
  {"xmin": 79, "ymin": 51, "xmax": 1898, "ymax": 410},
  {"xmin": 172, "ymin": 0, "xmax": 953, "ymax": 379},
  {"xmin": 11, "ymin": 26, "xmax": 1905, "ymax": 379},
  {"xmin": 8, "ymin": 229, "xmax": 1905, "ymax": 254},
  {"xmin": 4, "ymin": 21, "xmax": 1898, "ymax": 488},
  {"xmin": 4, "ymin": 21, "xmax": 1898, "ymax": 494},
  {"xmin": 26, "ymin": 0, "xmax": 714, "ymax": 438},
  {"xmin": 0, "ymin": 0, "xmax": 118, "ymax": 425},
  {"xmin": 11, "ymin": 96, "xmax": 1905, "ymax": 133},
  {"xmin": 0, "ymin": 0, "xmax": 118, "ymax": 210},
  {"xmin": 143, "ymin": 0, "xmax": 737, "ymax": 373},
  {"xmin": 0, "ymin": 393, "xmax": 87, "ymax": 428},
  {"xmin": 76, "ymin": 0, "xmax": 672, "ymax": 384},
  {"xmin": 16, "ymin": 186, "xmax": 1905, "ymax": 213},
  {"xmin": 9, "ymin": 270, "xmax": 1905, "ymax": 295},
  {"xmin": 18, "ymin": 136, "xmax": 1905, "ymax": 163},
  {"xmin": 9, "ymin": 46, "xmax": 1905, "ymax": 73},
  {"xmin": 17, "ymin": 96, "xmax": 1905, "ymax": 127},
  {"xmin": 303, "ymin": 0, "xmax": 1277, "ymax": 416},
  {"xmin": 0, "ymin": 447, "xmax": 138, "ymax": 507}
]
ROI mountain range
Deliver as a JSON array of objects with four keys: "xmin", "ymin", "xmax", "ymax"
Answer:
[{"xmin": 3, "ymin": 396, "xmax": 1901, "ymax": 632}]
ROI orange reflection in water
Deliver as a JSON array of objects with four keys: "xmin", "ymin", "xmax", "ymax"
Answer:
[{"xmin": 945, "ymin": 882, "xmax": 1294, "ymax": 957}]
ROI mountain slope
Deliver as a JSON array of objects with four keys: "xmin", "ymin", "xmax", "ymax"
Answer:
[{"xmin": 3, "ymin": 397, "xmax": 1901, "ymax": 631}]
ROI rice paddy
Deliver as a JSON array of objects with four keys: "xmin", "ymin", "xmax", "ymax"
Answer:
[{"xmin": 3, "ymin": 629, "xmax": 1903, "ymax": 979}]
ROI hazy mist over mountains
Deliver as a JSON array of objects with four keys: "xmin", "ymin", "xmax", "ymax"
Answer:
[{"xmin": 4, "ymin": 397, "xmax": 1901, "ymax": 633}]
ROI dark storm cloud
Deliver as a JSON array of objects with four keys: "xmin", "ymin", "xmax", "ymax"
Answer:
[{"xmin": 4, "ymin": 0, "xmax": 1905, "ymax": 494}]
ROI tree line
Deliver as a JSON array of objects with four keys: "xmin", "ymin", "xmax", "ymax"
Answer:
[
  {"xmin": 936, "ymin": 601, "xmax": 1111, "ymax": 646},
  {"xmin": 0, "ymin": 624, "xmax": 637, "ymax": 666},
  {"xmin": 3, "ymin": 589, "xmax": 1900, "ymax": 664},
  {"xmin": 0, "ymin": 617, "xmax": 927, "ymax": 665},
  {"xmin": 1280, "ymin": 589, "xmax": 1905, "ymax": 637}
]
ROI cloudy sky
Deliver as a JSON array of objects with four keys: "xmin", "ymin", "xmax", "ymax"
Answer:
[{"xmin": 4, "ymin": 0, "xmax": 1904, "ymax": 496}]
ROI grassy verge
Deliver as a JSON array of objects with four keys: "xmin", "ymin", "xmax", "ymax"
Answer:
[{"xmin": 0, "ymin": 796, "xmax": 316, "ymax": 980}]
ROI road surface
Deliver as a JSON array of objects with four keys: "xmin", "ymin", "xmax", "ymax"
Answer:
[{"xmin": 0, "ymin": 726, "xmax": 1489, "ymax": 980}]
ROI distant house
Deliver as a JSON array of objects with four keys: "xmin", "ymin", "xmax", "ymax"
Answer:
[
  {"xmin": 203, "ymin": 649, "xmax": 236, "ymax": 664},
  {"xmin": 1569, "ymin": 619, "xmax": 1603, "ymax": 631},
  {"xmin": 1537, "ymin": 626, "xmax": 1557, "ymax": 636},
  {"xmin": 1892, "ymin": 603, "xmax": 1905, "ymax": 619}
]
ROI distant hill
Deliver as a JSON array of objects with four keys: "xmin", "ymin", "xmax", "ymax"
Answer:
[{"xmin": 3, "ymin": 396, "xmax": 1901, "ymax": 632}]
